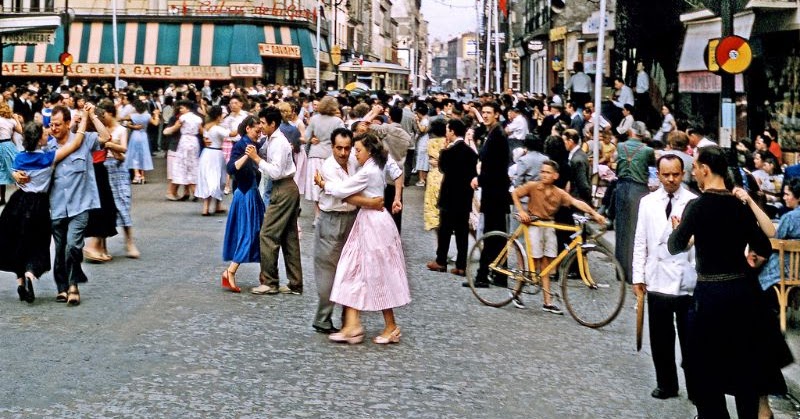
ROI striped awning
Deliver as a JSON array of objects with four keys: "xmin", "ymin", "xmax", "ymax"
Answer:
[{"xmin": 1, "ymin": 21, "xmax": 326, "ymax": 80}]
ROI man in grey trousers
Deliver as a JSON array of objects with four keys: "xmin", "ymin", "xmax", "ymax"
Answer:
[{"xmin": 312, "ymin": 128, "xmax": 383, "ymax": 333}]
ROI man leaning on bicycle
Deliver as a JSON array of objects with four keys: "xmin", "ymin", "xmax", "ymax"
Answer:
[{"xmin": 511, "ymin": 160, "xmax": 606, "ymax": 314}]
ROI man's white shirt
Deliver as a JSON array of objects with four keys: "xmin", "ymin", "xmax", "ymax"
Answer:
[
  {"xmin": 257, "ymin": 129, "xmax": 296, "ymax": 180},
  {"xmin": 318, "ymin": 154, "xmax": 358, "ymax": 212}
]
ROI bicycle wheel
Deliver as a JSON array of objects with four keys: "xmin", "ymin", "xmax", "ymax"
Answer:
[
  {"xmin": 560, "ymin": 244, "xmax": 626, "ymax": 328},
  {"xmin": 466, "ymin": 231, "xmax": 527, "ymax": 307}
]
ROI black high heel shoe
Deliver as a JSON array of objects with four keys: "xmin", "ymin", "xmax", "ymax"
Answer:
[{"xmin": 17, "ymin": 285, "xmax": 28, "ymax": 302}]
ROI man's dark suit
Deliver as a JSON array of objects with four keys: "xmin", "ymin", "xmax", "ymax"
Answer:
[
  {"xmin": 13, "ymin": 97, "xmax": 33, "ymax": 122},
  {"xmin": 476, "ymin": 124, "xmax": 510, "ymax": 285},
  {"xmin": 435, "ymin": 139, "xmax": 478, "ymax": 270},
  {"xmin": 569, "ymin": 148, "xmax": 592, "ymax": 204},
  {"xmin": 569, "ymin": 113, "xmax": 585, "ymax": 134},
  {"xmin": 538, "ymin": 112, "xmax": 569, "ymax": 139}
]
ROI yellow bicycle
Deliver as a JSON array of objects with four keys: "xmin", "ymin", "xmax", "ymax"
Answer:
[{"xmin": 466, "ymin": 214, "xmax": 626, "ymax": 328}]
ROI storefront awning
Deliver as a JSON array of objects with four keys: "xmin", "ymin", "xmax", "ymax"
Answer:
[
  {"xmin": 0, "ymin": 14, "xmax": 60, "ymax": 35},
  {"xmin": 677, "ymin": 11, "xmax": 755, "ymax": 73},
  {"xmin": 1, "ymin": 21, "xmax": 322, "ymax": 80}
]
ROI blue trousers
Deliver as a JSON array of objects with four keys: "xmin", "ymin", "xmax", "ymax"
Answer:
[{"xmin": 51, "ymin": 211, "xmax": 90, "ymax": 293}]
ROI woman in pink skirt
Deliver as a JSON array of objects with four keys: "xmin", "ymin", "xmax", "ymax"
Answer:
[{"xmin": 315, "ymin": 133, "xmax": 410, "ymax": 344}]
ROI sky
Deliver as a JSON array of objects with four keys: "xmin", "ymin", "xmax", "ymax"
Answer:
[{"xmin": 420, "ymin": 0, "xmax": 479, "ymax": 42}]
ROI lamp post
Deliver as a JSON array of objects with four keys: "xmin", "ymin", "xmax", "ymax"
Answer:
[
  {"xmin": 331, "ymin": 0, "xmax": 348, "ymax": 89},
  {"xmin": 60, "ymin": 3, "xmax": 74, "ymax": 86}
]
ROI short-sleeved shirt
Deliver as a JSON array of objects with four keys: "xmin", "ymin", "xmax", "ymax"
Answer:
[
  {"xmin": 49, "ymin": 131, "xmax": 101, "ymax": 219},
  {"xmin": 516, "ymin": 181, "xmax": 573, "ymax": 220}
]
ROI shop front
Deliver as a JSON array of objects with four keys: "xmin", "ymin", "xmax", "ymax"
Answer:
[{"xmin": 2, "ymin": 20, "xmax": 329, "ymax": 85}]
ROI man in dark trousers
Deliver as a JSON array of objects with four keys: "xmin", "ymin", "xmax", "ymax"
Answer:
[
  {"xmin": 426, "ymin": 119, "xmax": 478, "ymax": 277},
  {"xmin": 615, "ymin": 121, "xmax": 655, "ymax": 284},
  {"xmin": 632, "ymin": 154, "xmax": 697, "ymax": 402},
  {"xmin": 464, "ymin": 102, "xmax": 510, "ymax": 288}
]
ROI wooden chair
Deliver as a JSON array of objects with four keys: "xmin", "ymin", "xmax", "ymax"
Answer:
[{"xmin": 770, "ymin": 238, "xmax": 800, "ymax": 333}]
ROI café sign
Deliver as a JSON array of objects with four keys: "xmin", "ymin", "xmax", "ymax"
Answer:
[
  {"xmin": 1, "ymin": 62, "xmax": 231, "ymax": 80},
  {"xmin": 258, "ymin": 43, "xmax": 302, "ymax": 58}
]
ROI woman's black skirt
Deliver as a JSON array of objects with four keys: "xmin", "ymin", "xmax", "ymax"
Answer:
[
  {"xmin": 0, "ymin": 190, "xmax": 52, "ymax": 277},
  {"xmin": 84, "ymin": 161, "xmax": 118, "ymax": 238}
]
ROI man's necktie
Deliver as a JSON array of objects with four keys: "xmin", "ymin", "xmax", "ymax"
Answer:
[{"xmin": 666, "ymin": 193, "xmax": 674, "ymax": 219}]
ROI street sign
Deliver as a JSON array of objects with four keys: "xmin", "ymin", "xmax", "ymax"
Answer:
[
  {"xmin": 706, "ymin": 38, "xmax": 720, "ymax": 72},
  {"xmin": 331, "ymin": 45, "xmax": 341, "ymax": 66},
  {"xmin": 715, "ymin": 35, "xmax": 751, "ymax": 74},
  {"xmin": 490, "ymin": 32, "xmax": 505, "ymax": 43},
  {"xmin": 59, "ymin": 52, "xmax": 73, "ymax": 66},
  {"xmin": 527, "ymin": 40, "xmax": 543, "ymax": 52}
]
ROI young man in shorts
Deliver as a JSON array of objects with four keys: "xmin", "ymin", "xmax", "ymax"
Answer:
[{"xmin": 511, "ymin": 160, "xmax": 606, "ymax": 312}]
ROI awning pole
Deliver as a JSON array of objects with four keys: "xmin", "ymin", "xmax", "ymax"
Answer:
[
  {"xmin": 591, "ymin": 0, "xmax": 607, "ymax": 175},
  {"xmin": 112, "ymin": 0, "xmax": 119, "ymax": 88},
  {"xmin": 316, "ymin": 0, "xmax": 321, "ymax": 92},
  {"xmin": 492, "ymin": 0, "xmax": 501, "ymax": 93},
  {"xmin": 476, "ymin": 0, "xmax": 482, "ymax": 94}
]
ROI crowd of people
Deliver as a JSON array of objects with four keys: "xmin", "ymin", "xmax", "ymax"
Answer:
[{"xmin": 0, "ymin": 73, "xmax": 796, "ymax": 413}]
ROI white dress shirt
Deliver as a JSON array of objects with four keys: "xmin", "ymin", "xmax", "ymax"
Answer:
[
  {"xmin": 632, "ymin": 185, "xmax": 698, "ymax": 296},
  {"xmin": 318, "ymin": 154, "xmax": 358, "ymax": 212},
  {"xmin": 505, "ymin": 114, "xmax": 529, "ymax": 140},
  {"xmin": 257, "ymin": 129, "xmax": 296, "ymax": 180}
]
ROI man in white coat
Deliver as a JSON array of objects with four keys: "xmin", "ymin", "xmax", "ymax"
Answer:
[{"xmin": 632, "ymin": 154, "xmax": 697, "ymax": 402}]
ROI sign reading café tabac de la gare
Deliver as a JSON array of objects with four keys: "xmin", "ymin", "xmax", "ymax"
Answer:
[
  {"xmin": 258, "ymin": 43, "xmax": 301, "ymax": 58},
  {"xmin": 1, "ymin": 62, "xmax": 231, "ymax": 80},
  {"xmin": 167, "ymin": 0, "xmax": 316, "ymax": 20}
]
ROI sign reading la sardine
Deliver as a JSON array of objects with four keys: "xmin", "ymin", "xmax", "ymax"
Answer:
[
  {"xmin": 2, "ymin": 62, "xmax": 231, "ymax": 80},
  {"xmin": 168, "ymin": 0, "xmax": 315, "ymax": 20},
  {"xmin": 258, "ymin": 43, "xmax": 301, "ymax": 58}
]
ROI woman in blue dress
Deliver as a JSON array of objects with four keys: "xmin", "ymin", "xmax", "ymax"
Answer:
[
  {"xmin": 127, "ymin": 100, "xmax": 158, "ymax": 184},
  {"xmin": 221, "ymin": 115, "xmax": 266, "ymax": 292}
]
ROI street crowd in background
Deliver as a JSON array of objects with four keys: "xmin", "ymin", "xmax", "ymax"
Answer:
[{"xmin": 0, "ymin": 60, "xmax": 796, "ymax": 417}]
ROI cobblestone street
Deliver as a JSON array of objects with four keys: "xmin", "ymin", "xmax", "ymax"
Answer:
[{"xmin": 0, "ymin": 157, "xmax": 797, "ymax": 418}]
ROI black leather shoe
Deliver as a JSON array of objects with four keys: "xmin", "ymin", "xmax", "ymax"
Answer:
[
  {"xmin": 313, "ymin": 325, "xmax": 340, "ymax": 334},
  {"xmin": 17, "ymin": 285, "xmax": 27, "ymax": 302},
  {"xmin": 650, "ymin": 388, "xmax": 678, "ymax": 399}
]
